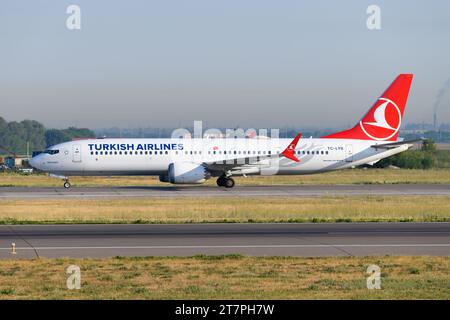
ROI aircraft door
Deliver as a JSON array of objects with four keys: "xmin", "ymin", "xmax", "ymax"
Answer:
[
  {"xmin": 72, "ymin": 144, "xmax": 82, "ymax": 162},
  {"xmin": 345, "ymin": 144, "xmax": 353, "ymax": 162}
]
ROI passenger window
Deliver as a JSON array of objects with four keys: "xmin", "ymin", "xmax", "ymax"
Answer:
[{"xmin": 90, "ymin": 151, "xmax": 94, "ymax": 155}]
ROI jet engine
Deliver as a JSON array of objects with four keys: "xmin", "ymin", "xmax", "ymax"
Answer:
[{"xmin": 160, "ymin": 162, "xmax": 210, "ymax": 184}]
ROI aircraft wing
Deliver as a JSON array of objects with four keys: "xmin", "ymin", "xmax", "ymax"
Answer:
[
  {"xmin": 371, "ymin": 138, "xmax": 424, "ymax": 149},
  {"xmin": 203, "ymin": 133, "xmax": 302, "ymax": 173}
]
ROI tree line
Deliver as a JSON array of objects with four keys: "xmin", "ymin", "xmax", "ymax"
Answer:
[
  {"xmin": 375, "ymin": 139, "xmax": 439, "ymax": 169},
  {"xmin": 0, "ymin": 117, "xmax": 95, "ymax": 155}
]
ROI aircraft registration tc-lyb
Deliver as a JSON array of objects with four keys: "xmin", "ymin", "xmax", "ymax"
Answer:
[{"xmin": 30, "ymin": 74, "xmax": 417, "ymax": 188}]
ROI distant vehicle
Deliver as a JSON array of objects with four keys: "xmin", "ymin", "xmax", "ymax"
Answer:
[
  {"xmin": 17, "ymin": 168, "xmax": 33, "ymax": 174},
  {"xmin": 30, "ymin": 74, "xmax": 417, "ymax": 189}
]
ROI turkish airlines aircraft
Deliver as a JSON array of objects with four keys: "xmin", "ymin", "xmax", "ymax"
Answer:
[{"xmin": 30, "ymin": 74, "xmax": 416, "ymax": 188}]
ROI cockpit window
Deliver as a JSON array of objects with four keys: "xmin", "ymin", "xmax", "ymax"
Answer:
[{"xmin": 43, "ymin": 149, "xmax": 59, "ymax": 155}]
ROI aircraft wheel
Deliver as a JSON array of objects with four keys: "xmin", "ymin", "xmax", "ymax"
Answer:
[
  {"xmin": 224, "ymin": 177, "xmax": 235, "ymax": 188},
  {"xmin": 63, "ymin": 181, "xmax": 71, "ymax": 189},
  {"xmin": 216, "ymin": 177, "xmax": 226, "ymax": 187}
]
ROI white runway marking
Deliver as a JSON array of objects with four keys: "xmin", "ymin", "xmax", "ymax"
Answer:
[{"xmin": 1, "ymin": 244, "xmax": 449, "ymax": 250}]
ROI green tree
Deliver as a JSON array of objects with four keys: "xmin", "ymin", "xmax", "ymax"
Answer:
[
  {"xmin": 421, "ymin": 139, "xmax": 436, "ymax": 152},
  {"xmin": 44, "ymin": 129, "xmax": 71, "ymax": 147},
  {"xmin": 44, "ymin": 127, "xmax": 96, "ymax": 147},
  {"xmin": 0, "ymin": 116, "xmax": 96, "ymax": 154},
  {"xmin": 376, "ymin": 150, "xmax": 435, "ymax": 169}
]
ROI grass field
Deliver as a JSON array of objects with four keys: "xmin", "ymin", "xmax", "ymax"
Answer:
[
  {"xmin": 1, "ymin": 168, "xmax": 450, "ymax": 187},
  {"xmin": 0, "ymin": 255, "xmax": 448, "ymax": 299},
  {"xmin": 0, "ymin": 196, "xmax": 449, "ymax": 224},
  {"xmin": 1, "ymin": 169, "xmax": 449, "ymax": 224}
]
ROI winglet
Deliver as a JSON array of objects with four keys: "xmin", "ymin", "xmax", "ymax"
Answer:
[{"xmin": 281, "ymin": 133, "xmax": 302, "ymax": 162}]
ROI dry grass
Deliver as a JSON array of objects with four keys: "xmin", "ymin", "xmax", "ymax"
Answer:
[
  {"xmin": 0, "ymin": 255, "xmax": 448, "ymax": 299},
  {"xmin": 0, "ymin": 196, "xmax": 449, "ymax": 224},
  {"xmin": 2, "ymin": 168, "xmax": 450, "ymax": 187}
]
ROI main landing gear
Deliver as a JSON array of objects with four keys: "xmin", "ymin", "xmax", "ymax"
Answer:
[{"xmin": 217, "ymin": 176, "xmax": 235, "ymax": 188}]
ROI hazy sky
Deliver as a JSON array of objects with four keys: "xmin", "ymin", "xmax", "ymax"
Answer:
[{"xmin": 1, "ymin": 0, "xmax": 450, "ymax": 129}]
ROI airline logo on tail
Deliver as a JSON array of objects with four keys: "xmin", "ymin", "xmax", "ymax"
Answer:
[
  {"xmin": 359, "ymin": 97, "xmax": 402, "ymax": 140},
  {"xmin": 322, "ymin": 74, "xmax": 413, "ymax": 142}
]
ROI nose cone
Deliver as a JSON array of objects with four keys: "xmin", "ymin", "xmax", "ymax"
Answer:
[
  {"xmin": 28, "ymin": 157, "xmax": 37, "ymax": 169},
  {"xmin": 29, "ymin": 155, "xmax": 41, "ymax": 170}
]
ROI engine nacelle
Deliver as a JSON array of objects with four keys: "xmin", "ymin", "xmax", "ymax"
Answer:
[{"xmin": 166, "ymin": 162, "xmax": 210, "ymax": 184}]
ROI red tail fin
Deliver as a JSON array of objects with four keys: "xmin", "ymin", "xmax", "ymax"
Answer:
[{"xmin": 323, "ymin": 74, "xmax": 413, "ymax": 141}]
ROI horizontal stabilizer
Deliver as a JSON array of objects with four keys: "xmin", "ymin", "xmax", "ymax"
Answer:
[{"xmin": 371, "ymin": 138, "xmax": 424, "ymax": 149}]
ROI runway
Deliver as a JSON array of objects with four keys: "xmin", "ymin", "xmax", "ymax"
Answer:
[
  {"xmin": 1, "ymin": 223, "xmax": 449, "ymax": 259},
  {"xmin": 1, "ymin": 184, "xmax": 450, "ymax": 199}
]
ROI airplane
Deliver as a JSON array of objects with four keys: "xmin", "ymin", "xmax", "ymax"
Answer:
[{"xmin": 29, "ymin": 74, "xmax": 417, "ymax": 189}]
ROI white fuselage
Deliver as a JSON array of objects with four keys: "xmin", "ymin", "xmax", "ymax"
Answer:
[{"xmin": 29, "ymin": 137, "xmax": 408, "ymax": 179}]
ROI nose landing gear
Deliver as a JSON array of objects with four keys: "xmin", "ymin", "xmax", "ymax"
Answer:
[
  {"xmin": 63, "ymin": 179, "xmax": 71, "ymax": 189},
  {"xmin": 48, "ymin": 174, "xmax": 72, "ymax": 189},
  {"xmin": 216, "ymin": 176, "xmax": 235, "ymax": 188}
]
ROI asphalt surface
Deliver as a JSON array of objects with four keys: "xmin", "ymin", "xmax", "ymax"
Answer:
[
  {"xmin": 1, "ymin": 184, "xmax": 450, "ymax": 199},
  {"xmin": 0, "ymin": 223, "xmax": 449, "ymax": 259}
]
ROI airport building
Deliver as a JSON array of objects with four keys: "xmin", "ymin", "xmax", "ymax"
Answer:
[{"xmin": 4, "ymin": 156, "xmax": 29, "ymax": 169}]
